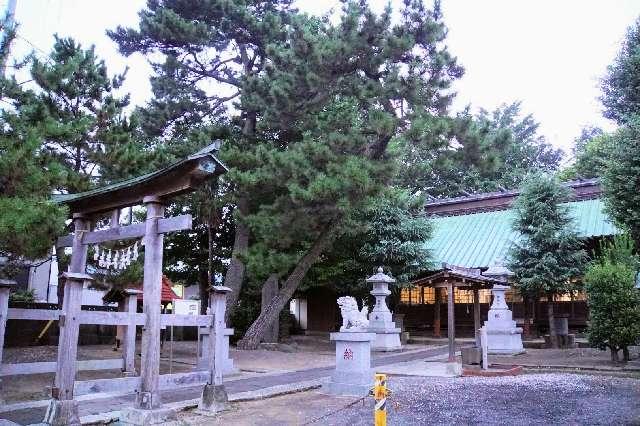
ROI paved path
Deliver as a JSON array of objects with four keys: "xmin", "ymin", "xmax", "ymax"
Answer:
[{"xmin": 1, "ymin": 346, "xmax": 447, "ymax": 425}]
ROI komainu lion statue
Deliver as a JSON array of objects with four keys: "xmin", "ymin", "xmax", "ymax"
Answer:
[{"xmin": 337, "ymin": 296, "xmax": 369, "ymax": 332}]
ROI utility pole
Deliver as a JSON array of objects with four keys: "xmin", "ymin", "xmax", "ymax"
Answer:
[{"xmin": 0, "ymin": 0, "xmax": 18, "ymax": 77}]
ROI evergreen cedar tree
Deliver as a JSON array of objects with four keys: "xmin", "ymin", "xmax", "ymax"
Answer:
[
  {"xmin": 585, "ymin": 236, "xmax": 640, "ymax": 362},
  {"xmin": 507, "ymin": 174, "xmax": 587, "ymax": 348},
  {"xmin": 109, "ymin": 0, "xmax": 463, "ymax": 348}
]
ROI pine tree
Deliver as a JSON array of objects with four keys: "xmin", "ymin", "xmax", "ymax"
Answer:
[
  {"xmin": 112, "ymin": 0, "xmax": 462, "ymax": 347},
  {"xmin": 109, "ymin": 0, "xmax": 298, "ymax": 320},
  {"xmin": 507, "ymin": 174, "xmax": 587, "ymax": 348},
  {"xmin": 8, "ymin": 36, "xmax": 155, "ymax": 192},
  {"xmin": 0, "ymin": 90, "xmax": 67, "ymax": 279},
  {"xmin": 585, "ymin": 235, "xmax": 640, "ymax": 362}
]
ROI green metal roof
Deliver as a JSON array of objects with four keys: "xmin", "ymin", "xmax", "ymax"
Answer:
[{"xmin": 426, "ymin": 198, "xmax": 618, "ymax": 269}]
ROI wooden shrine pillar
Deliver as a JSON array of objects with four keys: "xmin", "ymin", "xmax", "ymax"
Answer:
[
  {"xmin": 473, "ymin": 288, "xmax": 481, "ymax": 347},
  {"xmin": 0, "ymin": 279, "xmax": 14, "ymax": 405},
  {"xmin": 136, "ymin": 196, "xmax": 165, "ymax": 410},
  {"xmin": 45, "ymin": 214, "xmax": 91, "ymax": 426},
  {"xmin": 433, "ymin": 287, "xmax": 441, "ymax": 338},
  {"xmin": 122, "ymin": 289, "xmax": 141, "ymax": 376},
  {"xmin": 447, "ymin": 283, "xmax": 455, "ymax": 362},
  {"xmin": 198, "ymin": 285, "xmax": 231, "ymax": 414}
]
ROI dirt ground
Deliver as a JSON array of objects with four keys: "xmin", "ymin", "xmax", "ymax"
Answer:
[
  {"xmin": 491, "ymin": 347, "xmax": 640, "ymax": 369},
  {"xmin": 178, "ymin": 373, "xmax": 640, "ymax": 425},
  {"xmin": 0, "ymin": 338, "xmax": 428, "ymax": 403}
]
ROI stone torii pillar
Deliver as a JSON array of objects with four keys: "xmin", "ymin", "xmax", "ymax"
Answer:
[
  {"xmin": 0, "ymin": 279, "xmax": 14, "ymax": 406},
  {"xmin": 44, "ymin": 213, "xmax": 92, "ymax": 426},
  {"xmin": 198, "ymin": 285, "xmax": 231, "ymax": 415}
]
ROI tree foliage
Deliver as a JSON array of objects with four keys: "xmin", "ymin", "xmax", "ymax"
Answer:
[
  {"xmin": 299, "ymin": 190, "xmax": 432, "ymax": 298},
  {"xmin": 602, "ymin": 116, "xmax": 640, "ymax": 248},
  {"xmin": 601, "ymin": 17, "xmax": 640, "ymax": 124},
  {"xmin": 585, "ymin": 235, "xmax": 640, "ymax": 361},
  {"xmin": 7, "ymin": 36, "xmax": 158, "ymax": 192},
  {"xmin": 400, "ymin": 102, "xmax": 563, "ymax": 197},
  {"xmin": 559, "ymin": 127, "xmax": 611, "ymax": 181}
]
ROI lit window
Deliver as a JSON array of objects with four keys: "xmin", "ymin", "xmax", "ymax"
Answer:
[{"xmin": 400, "ymin": 288, "xmax": 411, "ymax": 304}]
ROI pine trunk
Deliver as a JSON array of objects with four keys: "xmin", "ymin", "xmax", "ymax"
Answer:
[
  {"xmin": 237, "ymin": 227, "xmax": 336, "ymax": 350},
  {"xmin": 611, "ymin": 347, "xmax": 619, "ymax": 362},
  {"xmin": 547, "ymin": 293, "xmax": 558, "ymax": 349},
  {"xmin": 223, "ymin": 198, "xmax": 250, "ymax": 324},
  {"xmin": 198, "ymin": 268, "xmax": 209, "ymax": 315}
]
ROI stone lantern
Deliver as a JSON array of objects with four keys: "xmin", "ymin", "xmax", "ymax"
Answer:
[
  {"xmin": 482, "ymin": 261, "xmax": 524, "ymax": 354},
  {"xmin": 367, "ymin": 267, "xmax": 401, "ymax": 351}
]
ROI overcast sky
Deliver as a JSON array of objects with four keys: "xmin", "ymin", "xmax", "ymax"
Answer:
[{"xmin": 5, "ymin": 0, "xmax": 640, "ymax": 158}]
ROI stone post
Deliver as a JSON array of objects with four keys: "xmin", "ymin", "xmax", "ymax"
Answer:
[
  {"xmin": 325, "ymin": 331, "xmax": 376, "ymax": 396},
  {"xmin": 0, "ymin": 279, "xmax": 15, "ymax": 406},
  {"xmin": 260, "ymin": 274, "xmax": 279, "ymax": 343},
  {"xmin": 367, "ymin": 267, "xmax": 401, "ymax": 351},
  {"xmin": 121, "ymin": 197, "xmax": 177, "ymax": 425},
  {"xmin": 198, "ymin": 285, "xmax": 231, "ymax": 415},
  {"xmin": 44, "ymin": 213, "xmax": 91, "ymax": 426},
  {"xmin": 483, "ymin": 284, "xmax": 524, "ymax": 355},
  {"xmin": 122, "ymin": 289, "xmax": 141, "ymax": 376}
]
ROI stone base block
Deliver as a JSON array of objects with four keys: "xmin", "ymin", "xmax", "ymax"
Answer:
[
  {"xmin": 461, "ymin": 346, "xmax": 482, "ymax": 365},
  {"xmin": 487, "ymin": 328, "xmax": 524, "ymax": 355},
  {"xmin": 371, "ymin": 330, "xmax": 402, "ymax": 352},
  {"xmin": 323, "ymin": 380, "xmax": 372, "ymax": 397},
  {"xmin": 445, "ymin": 362, "xmax": 463, "ymax": 376},
  {"xmin": 119, "ymin": 407, "xmax": 177, "ymax": 425},
  {"xmin": 43, "ymin": 399, "xmax": 80, "ymax": 426},
  {"xmin": 196, "ymin": 384, "xmax": 229, "ymax": 415}
]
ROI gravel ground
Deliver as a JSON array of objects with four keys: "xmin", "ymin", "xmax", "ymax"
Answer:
[
  {"xmin": 176, "ymin": 373, "xmax": 640, "ymax": 425},
  {"xmin": 323, "ymin": 374, "xmax": 640, "ymax": 425}
]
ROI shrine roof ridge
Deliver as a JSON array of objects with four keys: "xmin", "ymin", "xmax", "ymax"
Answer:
[{"xmin": 425, "ymin": 178, "xmax": 602, "ymax": 217}]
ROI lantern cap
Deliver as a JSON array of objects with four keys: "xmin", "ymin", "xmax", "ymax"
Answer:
[{"xmin": 366, "ymin": 266, "xmax": 396, "ymax": 284}]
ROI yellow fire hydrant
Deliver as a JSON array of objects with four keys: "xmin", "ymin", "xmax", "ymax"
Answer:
[{"xmin": 374, "ymin": 373, "xmax": 389, "ymax": 426}]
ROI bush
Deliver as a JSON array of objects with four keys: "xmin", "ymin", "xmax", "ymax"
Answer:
[
  {"xmin": 585, "ymin": 236, "xmax": 640, "ymax": 362},
  {"xmin": 9, "ymin": 289, "xmax": 36, "ymax": 303}
]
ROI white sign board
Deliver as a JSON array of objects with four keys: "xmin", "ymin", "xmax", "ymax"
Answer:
[{"xmin": 173, "ymin": 299, "xmax": 200, "ymax": 316}]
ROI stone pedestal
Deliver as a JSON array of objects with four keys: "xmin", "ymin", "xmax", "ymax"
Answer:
[
  {"xmin": 325, "ymin": 332, "xmax": 376, "ymax": 396},
  {"xmin": 484, "ymin": 285, "xmax": 524, "ymax": 355},
  {"xmin": 367, "ymin": 267, "xmax": 401, "ymax": 351},
  {"xmin": 119, "ymin": 407, "xmax": 177, "ymax": 425}
]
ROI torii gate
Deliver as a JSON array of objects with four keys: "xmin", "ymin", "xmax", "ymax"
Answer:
[{"xmin": 42, "ymin": 143, "xmax": 229, "ymax": 425}]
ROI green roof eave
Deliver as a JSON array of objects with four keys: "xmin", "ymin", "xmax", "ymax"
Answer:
[{"xmin": 52, "ymin": 143, "xmax": 228, "ymax": 215}]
